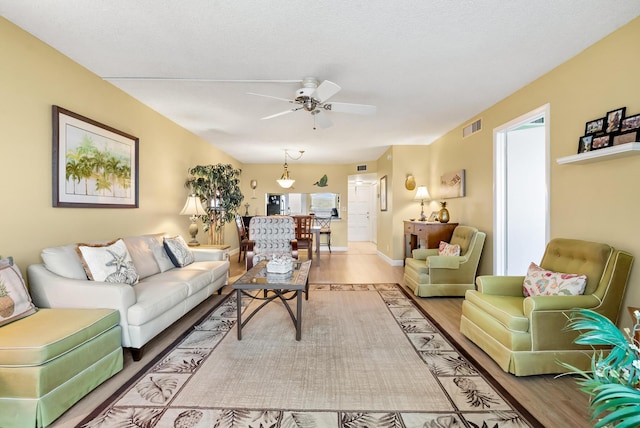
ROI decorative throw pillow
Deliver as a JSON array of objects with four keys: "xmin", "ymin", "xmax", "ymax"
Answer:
[
  {"xmin": 522, "ymin": 262, "xmax": 587, "ymax": 297},
  {"xmin": 0, "ymin": 257, "xmax": 37, "ymax": 327},
  {"xmin": 163, "ymin": 236, "xmax": 195, "ymax": 267},
  {"xmin": 76, "ymin": 239, "xmax": 139, "ymax": 285},
  {"xmin": 438, "ymin": 241, "xmax": 461, "ymax": 256}
]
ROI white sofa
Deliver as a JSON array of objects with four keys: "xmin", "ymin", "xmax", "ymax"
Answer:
[{"xmin": 27, "ymin": 233, "xmax": 229, "ymax": 360}]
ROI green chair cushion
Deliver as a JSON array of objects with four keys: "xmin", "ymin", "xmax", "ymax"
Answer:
[{"xmin": 464, "ymin": 290, "xmax": 529, "ymax": 333}]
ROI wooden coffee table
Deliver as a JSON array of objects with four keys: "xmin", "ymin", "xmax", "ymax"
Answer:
[{"xmin": 232, "ymin": 259, "xmax": 311, "ymax": 340}]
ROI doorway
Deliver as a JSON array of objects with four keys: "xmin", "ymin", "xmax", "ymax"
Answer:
[
  {"xmin": 494, "ymin": 104, "xmax": 550, "ymax": 275},
  {"xmin": 347, "ymin": 173, "xmax": 377, "ymax": 243}
]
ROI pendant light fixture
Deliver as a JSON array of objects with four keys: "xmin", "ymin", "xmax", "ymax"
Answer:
[{"xmin": 276, "ymin": 149, "xmax": 304, "ymax": 189}]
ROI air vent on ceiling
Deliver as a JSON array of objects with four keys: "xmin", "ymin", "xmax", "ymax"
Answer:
[
  {"xmin": 356, "ymin": 164, "xmax": 367, "ymax": 172},
  {"xmin": 462, "ymin": 119, "xmax": 482, "ymax": 138}
]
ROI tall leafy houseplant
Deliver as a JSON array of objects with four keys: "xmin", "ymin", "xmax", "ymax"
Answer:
[
  {"xmin": 565, "ymin": 309, "xmax": 640, "ymax": 428},
  {"xmin": 185, "ymin": 164, "xmax": 243, "ymax": 245}
]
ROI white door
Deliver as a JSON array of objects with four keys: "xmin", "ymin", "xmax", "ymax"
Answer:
[
  {"xmin": 348, "ymin": 183, "xmax": 372, "ymax": 241},
  {"xmin": 494, "ymin": 105, "xmax": 550, "ymax": 275}
]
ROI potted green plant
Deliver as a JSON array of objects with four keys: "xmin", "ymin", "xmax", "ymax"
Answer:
[
  {"xmin": 185, "ymin": 164, "xmax": 243, "ymax": 245},
  {"xmin": 565, "ymin": 308, "xmax": 640, "ymax": 427}
]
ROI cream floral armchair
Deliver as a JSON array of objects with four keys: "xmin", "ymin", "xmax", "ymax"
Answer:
[{"xmin": 403, "ymin": 225, "xmax": 486, "ymax": 297}]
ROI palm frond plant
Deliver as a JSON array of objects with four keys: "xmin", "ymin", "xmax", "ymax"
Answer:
[
  {"xmin": 564, "ymin": 308, "xmax": 640, "ymax": 428},
  {"xmin": 185, "ymin": 164, "xmax": 243, "ymax": 245}
]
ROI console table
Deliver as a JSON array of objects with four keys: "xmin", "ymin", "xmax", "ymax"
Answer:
[{"xmin": 403, "ymin": 221, "xmax": 458, "ymax": 259}]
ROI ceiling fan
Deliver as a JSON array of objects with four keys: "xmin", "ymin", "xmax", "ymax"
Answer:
[{"xmin": 248, "ymin": 77, "xmax": 376, "ymax": 129}]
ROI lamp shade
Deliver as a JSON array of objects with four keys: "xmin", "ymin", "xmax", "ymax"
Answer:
[
  {"xmin": 414, "ymin": 185, "xmax": 430, "ymax": 200},
  {"xmin": 180, "ymin": 195, "xmax": 207, "ymax": 216}
]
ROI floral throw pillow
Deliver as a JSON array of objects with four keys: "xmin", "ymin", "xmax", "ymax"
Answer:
[
  {"xmin": 76, "ymin": 239, "xmax": 139, "ymax": 285},
  {"xmin": 0, "ymin": 257, "xmax": 37, "ymax": 327},
  {"xmin": 522, "ymin": 262, "xmax": 587, "ymax": 297},
  {"xmin": 163, "ymin": 236, "xmax": 195, "ymax": 267},
  {"xmin": 438, "ymin": 241, "xmax": 461, "ymax": 256}
]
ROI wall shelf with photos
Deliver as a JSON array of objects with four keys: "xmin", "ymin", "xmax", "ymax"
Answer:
[{"xmin": 557, "ymin": 142, "xmax": 640, "ymax": 165}]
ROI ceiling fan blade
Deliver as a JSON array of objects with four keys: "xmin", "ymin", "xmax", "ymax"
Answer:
[
  {"xmin": 313, "ymin": 110, "xmax": 333, "ymax": 129},
  {"xmin": 247, "ymin": 92, "xmax": 293, "ymax": 103},
  {"xmin": 261, "ymin": 109, "xmax": 299, "ymax": 120},
  {"xmin": 313, "ymin": 80, "xmax": 341, "ymax": 102},
  {"xmin": 326, "ymin": 102, "xmax": 377, "ymax": 115}
]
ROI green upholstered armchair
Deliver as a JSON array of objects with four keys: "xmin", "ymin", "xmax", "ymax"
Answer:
[
  {"xmin": 403, "ymin": 226, "xmax": 486, "ymax": 297},
  {"xmin": 460, "ymin": 238, "xmax": 634, "ymax": 376}
]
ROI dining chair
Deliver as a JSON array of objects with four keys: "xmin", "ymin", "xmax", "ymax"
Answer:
[
  {"xmin": 235, "ymin": 214, "xmax": 250, "ymax": 262},
  {"xmin": 292, "ymin": 215, "xmax": 313, "ymax": 261},
  {"xmin": 314, "ymin": 216, "xmax": 332, "ymax": 253}
]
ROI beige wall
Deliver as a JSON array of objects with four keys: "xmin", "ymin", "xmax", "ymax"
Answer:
[
  {"xmin": 388, "ymin": 17, "xmax": 640, "ymax": 329},
  {"xmin": 0, "ymin": 18, "xmax": 240, "ymax": 272},
  {"xmin": 239, "ymin": 163, "xmax": 357, "ymax": 248}
]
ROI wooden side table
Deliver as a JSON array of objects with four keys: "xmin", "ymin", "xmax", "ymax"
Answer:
[
  {"xmin": 403, "ymin": 221, "xmax": 458, "ymax": 259},
  {"xmin": 198, "ymin": 244, "xmax": 231, "ymax": 260}
]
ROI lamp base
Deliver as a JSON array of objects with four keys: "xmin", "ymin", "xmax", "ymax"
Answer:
[
  {"xmin": 187, "ymin": 221, "xmax": 200, "ymax": 246},
  {"xmin": 188, "ymin": 241, "xmax": 200, "ymax": 247}
]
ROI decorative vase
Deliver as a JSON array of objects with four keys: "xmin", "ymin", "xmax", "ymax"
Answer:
[
  {"xmin": 405, "ymin": 174, "xmax": 416, "ymax": 191},
  {"xmin": 438, "ymin": 202, "xmax": 450, "ymax": 223}
]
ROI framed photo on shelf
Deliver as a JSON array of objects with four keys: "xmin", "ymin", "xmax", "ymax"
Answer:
[
  {"xmin": 585, "ymin": 117, "xmax": 605, "ymax": 135},
  {"xmin": 613, "ymin": 130, "xmax": 638, "ymax": 146},
  {"xmin": 592, "ymin": 134, "xmax": 611, "ymax": 150},
  {"xmin": 621, "ymin": 114, "xmax": 640, "ymax": 132},
  {"xmin": 379, "ymin": 175, "xmax": 387, "ymax": 211},
  {"xmin": 605, "ymin": 107, "xmax": 626, "ymax": 133},
  {"xmin": 427, "ymin": 211, "xmax": 438, "ymax": 222},
  {"xmin": 577, "ymin": 135, "xmax": 593, "ymax": 153},
  {"xmin": 52, "ymin": 105, "xmax": 139, "ymax": 208}
]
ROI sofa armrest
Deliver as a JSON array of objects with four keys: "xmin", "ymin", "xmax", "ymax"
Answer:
[
  {"xmin": 427, "ymin": 255, "xmax": 462, "ymax": 269},
  {"xmin": 523, "ymin": 294, "xmax": 602, "ymax": 316},
  {"xmin": 475, "ymin": 275, "xmax": 525, "ymax": 296},
  {"xmin": 191, "ymin": 248, "xmax": 225, "ymax": 262},
  {"xmin": 27, "ymin": 264, "xmax": 136, "ymax": 320},
  {"xmin": 412, "ymin": 248, "xmax": 438, "ymax": 260}
]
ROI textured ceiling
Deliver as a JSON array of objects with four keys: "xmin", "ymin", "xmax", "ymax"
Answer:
[{"xmin": 2, "ymin": 1, "xmax": 640, "ymax": 164}]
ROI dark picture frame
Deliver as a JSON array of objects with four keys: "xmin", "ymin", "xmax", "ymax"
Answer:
[
  {"xmin": 621, "ymin": 114, "xmax": 640, "ymax": 132},
  {"xmin": 52, "ymin": 106, "xmax": 139, "ymax": 208},
  {"xmin": 585, "ymin": 117, "xmax": 605, "ymax": 135},
  {"xmin": 578, "ymin": 135, "xmax": 593, "ymax": 154},
  {"xmin": 379, "ymin": 175, "xmax": 387, "ymax": 211},
  {"xmin": 613, "ymin": 130, "xmax": 638, "ymax": 146},
  {"xmin": 592, "ymin": 134, "xmax": 611, "ymax": 150},
  {"xmin": 605, "ymin": 107, "xmax": 626, "ymax": 133}
]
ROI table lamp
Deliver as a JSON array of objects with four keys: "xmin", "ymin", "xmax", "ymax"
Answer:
[
  {"xmin": 414, "ymin": 186, "xmax": 431, "ymax": 221},
  {"xmin": 180, "ymin": 194, "xmax": 207, "ymax": 246}
]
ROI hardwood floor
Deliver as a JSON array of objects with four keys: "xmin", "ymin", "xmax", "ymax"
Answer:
[{"xmin": 52, "ymin": 243, "xmax": 589, "ymax": 427}]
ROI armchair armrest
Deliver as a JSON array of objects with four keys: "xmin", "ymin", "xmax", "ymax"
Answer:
[
  {"xmin": 412, "ymin": 248, "xmax": 438, "ymax": 260},
  {"xmin": 191, "ymin": 248, "xmax": 225, "ymax": 262},
  {"xmin": 523, "ymin": 294, "xmax": 602, "ymax": 315},
  {"xmin": 427, "ymin": 255, "xmax": 462, "ymax": 269},
  {"xmin": 475, "ymin": 275, "xmax": 525, "ymax": 296}
]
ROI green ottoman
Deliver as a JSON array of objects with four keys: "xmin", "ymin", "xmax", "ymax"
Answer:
[{"xmin": 0, "ymin": 308, "xmax": 123, "ymax": 428}]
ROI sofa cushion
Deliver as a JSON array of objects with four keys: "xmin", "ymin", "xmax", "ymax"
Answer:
[
  {"xmin": 0, "ymin": 259, "xmax": 37, "ymax": 327},
  {"xmin": 147, "ymin": 233, "xmax": 175, "ymax": 272},
  {"xmin": 438, "ymin": 241, "xmax": 461, "ymax": 256},
  {"xmin": 163, "ymin": 236, "xmax": 195, "ymax": 267},
  {"xmin": 122, "ymin": 235, "xmax": 161, "ymax": 279},
  {"xmin": 143, "ymin": 267, "xmax": 213, "ymax": 297},
  {"xmin": 522, "ymin": 262, "xmax": 587, "ymax": 297},
  {"xmin": 41, "ymin": 244, "xmax": 88, "ymax": 280},
  {"xmin": 76, "ymin": 239, "xmax": 139, "ymax": 285},
  {"xmin": 127, "ymin": 281, "xmax": 189, "ymax": 326},
  {"xmin": 0, "ymin": 308, "xmax": 119, "ymax": 366}
]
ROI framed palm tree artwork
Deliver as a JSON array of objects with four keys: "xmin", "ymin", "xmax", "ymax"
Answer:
[{"xmin": 52, "ymin": 106, "xmax": 139, "ymax": 208}]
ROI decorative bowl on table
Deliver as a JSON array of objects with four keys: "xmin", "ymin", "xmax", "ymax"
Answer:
[{"xmin": 266, "ymin": 255, "xmax": 294, "ymax": 274}]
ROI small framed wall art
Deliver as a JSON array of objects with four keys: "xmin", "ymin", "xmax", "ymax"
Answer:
[
  {"xmin": 585, "ymin": 117, "xmax": 605, "ymax": 135},
  {"xmin": 621, "ymin": 114, "xmax": 640, "ymax": 132},
  {"xmin": 379, "ymin": 175, "xmax": 388, "ymax": 211},
  {"xmin": 605, "ymin": 107, "xmax": 626, "ymax": 133},
  {"xmin": 613, "ymin": 130, "xmax": 638, "ymax": 146},
  {"xmin": 592, "ymin": 134, "xmax": 611, "ymax": 150},
  {"xmin": 577, "ymin": 135, "xmax": 593, "ymax": 153},
  {"xmin": 52, "ymin": 106, "xmax": 139, "ymax": 208}
]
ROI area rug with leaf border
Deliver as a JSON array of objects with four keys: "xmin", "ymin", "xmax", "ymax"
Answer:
[{"xmin": 78, "ymin": 284, "xmax": 541, "ymax": 428}]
